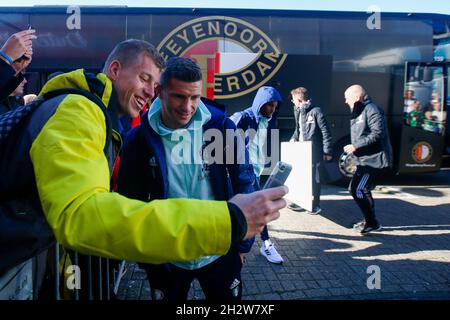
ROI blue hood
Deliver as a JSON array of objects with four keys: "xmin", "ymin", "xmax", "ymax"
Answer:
[{"xmin": 250, "ymin": 86, "xmax": 282, "ymax": 121}]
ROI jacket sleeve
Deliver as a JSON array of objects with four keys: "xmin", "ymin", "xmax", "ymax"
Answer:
[
  {"xmin": 352, "ymin": 105, "xmax": 384, "ymax": 150},
  {"xmin": 30, "ymin": 95, "xmax": 232, "ymax": 264},
  {"xmin": 117, "ymin": 128, "xmax": 149, "ymax": 201},
  {"xmin": 224, "ymin": 118, "xmax": 256, "ymax": 195},
  {"xmin": 229, "ymin": 111, "xmax": 243, "ymax": 126},
  {"xmin": 316, "ymin": 108, "xmax": 333, "ymax": 155},
  {"xmin": 0, "ymin": 60, "xmax": 24, "ymax": 102},
  {"xmin": 0, "ymin": 59, "xmax": 15, "ymax": 88}
]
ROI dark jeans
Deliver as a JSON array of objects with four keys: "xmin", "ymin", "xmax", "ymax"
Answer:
[
  {"xmin": 349, "ymin": 165, "xmax": 385, "ymax": 226},
  {"xmin": 142, "ymin": 248, "xmax": 243, "ymax": 301},
  {"xmin": 260, "ymin": 225, "xmax": 269, "ymax": 241}
]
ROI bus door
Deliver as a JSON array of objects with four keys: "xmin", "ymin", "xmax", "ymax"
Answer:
[{"xmin": 398, "ymin": 62, "xmax": 448, "ymax": 173}]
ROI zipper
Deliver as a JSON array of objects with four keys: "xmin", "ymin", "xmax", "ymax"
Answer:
[
  {"xmin": 110, "ymin": 129, "xmax": 123, "ymax": 178},
  {"xmin": 299, "ymin": 108, "xmax": 304, "ymax": 142}
]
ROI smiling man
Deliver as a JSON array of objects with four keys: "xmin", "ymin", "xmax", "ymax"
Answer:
[
  {"xmin": 0, "ymin": 40, "xmax": 287, "ymax": 299},
  {"xmin": 118, "ymin": 57, "xmax": 257, "ymax": 301}
]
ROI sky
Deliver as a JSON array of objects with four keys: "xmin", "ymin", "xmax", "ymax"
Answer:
[{"xmin": 1, "ymin": 0, "xmax": 450, "ymax": 15}]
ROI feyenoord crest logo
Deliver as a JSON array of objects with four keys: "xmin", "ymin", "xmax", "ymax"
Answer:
[
  {"xmin": 157, "ymin": 16, "xmax": 287, "ymax": 99},
  {"xmin": 412, "ymin": 142, "xmax": 433, "ymax": 163}
]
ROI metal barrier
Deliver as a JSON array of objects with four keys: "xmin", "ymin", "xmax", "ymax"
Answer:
[{"xmin": 53, "ymin": 244, "xmax": 126, "ymax": 300}]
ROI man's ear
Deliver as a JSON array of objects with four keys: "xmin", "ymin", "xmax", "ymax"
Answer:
[
  {"xmin": 107, "ymin": 60, "xmax": 121, "ymax": 81},
  {"xmin": 155, "ymin": 84, "xmax": 162, "ymax": 98}
]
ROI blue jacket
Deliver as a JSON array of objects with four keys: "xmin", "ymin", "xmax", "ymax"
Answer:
[
  {"xmin": 230, "ymin": 86, "xmax": 282, "ymax": 186},
  {"xmin": 118, "ymin": 99, "xmax": 256, "ymax": 253}
]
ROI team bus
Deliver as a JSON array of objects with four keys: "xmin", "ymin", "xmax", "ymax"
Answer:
[{"xmin": 1, "ymin": 6, "xmax": 449, "ymax": 181}]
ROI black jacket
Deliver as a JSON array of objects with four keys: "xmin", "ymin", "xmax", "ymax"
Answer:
[
  {"xmin": 291, "ymin": 103, "xmax": 333, "ymax": 163},
  {"xmin": 0, "ymin": 59, "xmax": 24, "ymax": 103},
  {"xmin": 0, "ymin": 95, "xmax": 23, "ymax": 115},
  {"xmin": 350, "ymin": 95, "xmax": 393, "ymax": 169}
]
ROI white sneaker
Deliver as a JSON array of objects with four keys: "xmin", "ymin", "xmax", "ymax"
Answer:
[
  {"xmin": 260, "ymin": 242, "xmax": 284, "ymax": 264},
  {"xmin": 307, "ymin": 206, "xmax": 322, "ymax": 215}
]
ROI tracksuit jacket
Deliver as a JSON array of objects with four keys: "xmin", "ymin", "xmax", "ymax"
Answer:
[
  {"xmin": 118, "ymin": 100, "xmax": 257, "ymax": 253},
  {"xmin": 291, "ymin": 102, "xmax": 333, "ymax": 163},
  {"xmin": 350, "ymin": 95, "xmax": 393, "ymax": 169},
  {"xmin": 0, "ymin": 59, "xmax": 25, "ymax": 102}
]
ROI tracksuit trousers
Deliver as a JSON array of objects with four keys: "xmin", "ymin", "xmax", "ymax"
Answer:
[{"xmin": 349, "ymin": 165, "xmax": 384, "ymax": 227}]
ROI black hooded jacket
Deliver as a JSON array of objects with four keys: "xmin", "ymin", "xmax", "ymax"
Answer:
[
  {"xmin": 350, "ymin": 95, "xmax": 393, "ymax": 169},
  {"xmin": 291, "ymin": 103, "xmax": 333, "ymax": 163}
]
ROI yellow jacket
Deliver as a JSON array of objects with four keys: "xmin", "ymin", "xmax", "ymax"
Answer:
[{"xmin": 30, "ymin": 69, "xmax": 231, "ymax": 264}]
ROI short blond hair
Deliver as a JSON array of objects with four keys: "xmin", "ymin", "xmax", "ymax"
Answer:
[{"xmin": 290, "ymin": 87, "xmax": 309, "ymax": 101}]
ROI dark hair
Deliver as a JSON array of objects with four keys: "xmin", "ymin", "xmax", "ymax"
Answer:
[
  {"xmin": 103, "ymin": 39, "xmax": 165, "ymax": 73},
  {"xmin": 159, "ymin": 57, "xmax": 202, "ymax": 88}
]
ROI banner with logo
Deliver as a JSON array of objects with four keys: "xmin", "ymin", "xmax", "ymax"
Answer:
[{"xmin": 398, "ymin": 124, "xmax": 444, "ymax": 173}]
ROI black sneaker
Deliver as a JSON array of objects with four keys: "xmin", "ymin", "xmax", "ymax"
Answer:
[
  {"xmin": 288, "ymin": 203, "xmax": 305, "ymax": 212},
  {"xmin": 360, "ymin": 223, "xmax": 382, "ymax": 235},
  {"xmin": 352, "ymin": 220, "xmax": 365, "ymax": 231}
]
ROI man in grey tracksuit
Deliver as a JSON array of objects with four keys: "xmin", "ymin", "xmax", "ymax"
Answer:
[
  {"xmin": 344, "ymin": 85, "xmax": 393, "ymax": 235},
  {"xmin": 288, "ymin": 87, "xmax": 333, "ymax": 215}
]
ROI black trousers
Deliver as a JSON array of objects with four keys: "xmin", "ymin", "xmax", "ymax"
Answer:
[
  {"xmin": 312, "ymin": 162, "xmax": 322, "ymax": 208},
  {"xmin": 349, "ymin": 165, "xmax": 384, "ymax": 226},
  {"xmin": 142, "ymin": 248, "xmax": 243, "ymax": 301}
]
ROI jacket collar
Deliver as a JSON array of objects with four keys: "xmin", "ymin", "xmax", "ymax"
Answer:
[
  {"xmin": 294, "ymin": 100, "xmax": 312, "ymax": 113},
  {"xmin": 351, "ymin": 95, "xmax": 372, "ymax": 119}
]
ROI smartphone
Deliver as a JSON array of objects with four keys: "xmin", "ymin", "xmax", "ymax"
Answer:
[
  {"xmin": 262, "ymin": 161, "xmax": 292, "ymax": 189},
  {"xmin": 15, "ymin": 25, "xmax": 34, "ymax": 62}
]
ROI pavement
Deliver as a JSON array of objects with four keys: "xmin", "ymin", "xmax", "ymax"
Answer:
[{"xmin": 116, "ymin": 169, "xmax": 450, "ymax": 300}]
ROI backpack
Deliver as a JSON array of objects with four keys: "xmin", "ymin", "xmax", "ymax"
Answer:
[{"xmin": 0, "ymin": 88, "xmax": 111, "ymax": 274}]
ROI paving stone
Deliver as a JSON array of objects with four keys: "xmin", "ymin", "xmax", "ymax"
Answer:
[
  {"xmin": 251, "ymin": 293, "xmax": 282, "ymax": 300},
  {"xmin": 268, "ymin": 280, "xmax": 284, "ymax": 293},
  {"xmin": 304, "ymin": 288, "xmax": 329, "ymax": 298},
  {"xmin": 253, "ymin": 273, "xmax": 267, "ymax": 281},
  {"xmin": 327, "ymin": 287, "xmax": 355, "ymax": 296},
  {"xmin": 281, "ymin": 280, "xmax": 296, "ymax": 291},
  {"xmin": 117, "ymin": 176, "xmax": 450, "ymax": 300},
  {"xmin": 256, "ymin": 280, "xmax": 272, "ymax": 294},
  {"xmin": 293, "ymin": 281, "xmax": 308, "ymax": 290},
  {"xmin": 303, "ymin": 280, "xmax": 320, "ymax": 289},
  {"xmin": 316, "ymin": 280, "xmax": 332, "ymax": 289},
  {"xmin": 280, "ymin": 291, "xmax": 307, "ymax": 300}
]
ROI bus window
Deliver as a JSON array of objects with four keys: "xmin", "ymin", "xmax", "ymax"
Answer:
[{"xmin": 404, "ymin": 62, "xmax": 446, "ymax": 135}]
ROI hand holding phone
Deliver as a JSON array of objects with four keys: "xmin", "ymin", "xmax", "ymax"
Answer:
[
  {"xmin": 1, "ymin": 28, "xmax": 36, "ymax": 63},
  {"xmin": 263, "ymin": 161, "xmax": 292, "ymax": 189}
]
